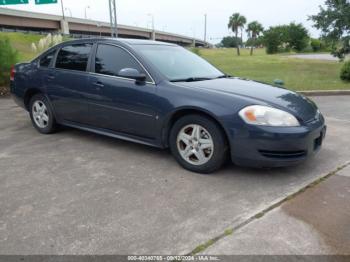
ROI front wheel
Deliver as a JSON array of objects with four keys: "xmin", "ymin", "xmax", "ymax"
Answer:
[
  {"xmin": 169, "ymin": 114, "xmax": 228, "ymax": 174},
  {"xmin": 29, "ymin": 94, "xmax": 57, "ymax": 134}
]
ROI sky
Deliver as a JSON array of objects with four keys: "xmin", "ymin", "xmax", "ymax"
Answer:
[{"xmin": 4, "ymin": 0, "xmax": 326, "ymax": 43}]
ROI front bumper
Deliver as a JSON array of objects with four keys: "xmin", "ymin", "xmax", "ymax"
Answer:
[{"xmin": 226, "ymin": 117, "xmax": 326, "ymax": 168}]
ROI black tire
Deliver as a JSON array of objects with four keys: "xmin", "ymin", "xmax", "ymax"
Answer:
[
  {"xmin": 169, "ymin": 114, "xmax": 228, "ymax": 174},
  {"xmin": 29, "ymin": 93, "xmax": 57, "ymax": 134}
]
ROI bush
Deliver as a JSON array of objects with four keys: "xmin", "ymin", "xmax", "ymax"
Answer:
[
  {"xmin": 332, "ymin": 36, "xmax": 350, "ymax": 61},
  {"xmin": 340, "ymin": 61, "xmax": 350, "ymax": 81},
  {"xmin": 190, "ymin": 47, "xmax": 201, "ymax": 56},
  {"xmin": 220, "ymin": 36, "xmax": 242, "ymax": 48},
  {"xmin": 311, "ymin": 39, "xmax": 321, "ymax": 52},
  {"xmin": 0, "ymin": 36, "xmax": 18, "ymax": 92}
]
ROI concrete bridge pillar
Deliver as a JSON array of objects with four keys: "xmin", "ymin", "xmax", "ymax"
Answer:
[
  {"xmin": 151, "ymin": 31, "xmax": 156, "ymax": 40},
  {"xmin": 60, "ymin": 19, "xmax": 70, "ymax": 35},
  {"xmin": 192, "ymin": 39, "xmax": 196, "ymax": 47}
]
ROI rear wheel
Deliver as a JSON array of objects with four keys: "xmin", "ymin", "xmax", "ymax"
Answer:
[
  {"xmin": 169, "ymin": 114, "xmax": 228, "ymax": 174},
  {"xmin": 29, "ymin": 94, "xmax": 57, "ymax": 134}
]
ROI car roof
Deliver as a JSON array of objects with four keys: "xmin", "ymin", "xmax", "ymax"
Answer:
[{"xmin": 61, "ymin": 38, "xmax": 177, "ymax": 47}]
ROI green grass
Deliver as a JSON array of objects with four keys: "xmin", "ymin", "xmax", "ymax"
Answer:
[
  {"xmin": 0, "ymin": 32, "xmax": 70, "ymax": 62},
  {"xmin": 1, "ymin": 32, "xmax": 349, "ymax": 91},
  {"xmin": 0, "ymin": 32, "xmax": 42, "ymax": 61},
  {"xmin": 200, "ymin": 48, "xmax": 350, "ymax": 91}
]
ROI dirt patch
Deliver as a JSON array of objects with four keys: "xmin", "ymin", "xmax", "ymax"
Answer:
[
  {"xmin": 282, "ymin": 175, "xmax": 350, "ymax": 254},
  {"xmin": 0, "ymin": 86, "xmax": 9, "ymax": 96}
]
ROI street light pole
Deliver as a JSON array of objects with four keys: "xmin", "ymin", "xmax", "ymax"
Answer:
[
  {"xmin": 204, "ymin": 14, "xmax": 207, "ymax": 43},
  {"xmin": 147, "ymin": 13, "xmax": 155, "ymax": 40},
  {"xmin": 65, "ymin": 7, "xmax": 72, "ymax": 17},
  {"xmin": 85, "ymin": 6, "xmax": 90, "ymax": 19}
]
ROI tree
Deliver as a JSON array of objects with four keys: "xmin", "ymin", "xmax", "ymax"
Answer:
[
  {"xmin": 220, "ymin": 36, "xmax": 242, "ymax": 48},
  {"xmin": 285, "ymin": 23, "xmax": 309, "ymax": 51},
  {"xmin": 228, "ymin": 13, "xmax": 247, "ymax": 55},
  {"xmin": 263, "ymin": 26, "xmax": 287, "ymax": 54},
  {"xmin": 263, "ymin": 23, "xmax": 309, "ymax": 54},
  {"xmin": 246, "ymin": 21, "xmax": 264, "ymax": 55},
  {"xmin": 245, "ymin": 36, "xmax": 264, "ymax": 48},
  {"xmin": 310, "ymin": 0, "xmax": 350, "ymax": 60}
]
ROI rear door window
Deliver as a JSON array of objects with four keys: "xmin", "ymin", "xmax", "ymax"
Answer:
[
  {"xmin": 40, "ymin": 50, "xmax": 56, "ymax": 68},
  {"xmin": 56, "ymin": 44, "xmax": 92, "ymax": 72}
]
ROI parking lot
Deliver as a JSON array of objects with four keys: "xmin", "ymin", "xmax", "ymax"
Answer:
[{"xmin": 0, "ymin": 96, "xmax": 350, "ymax": 255}]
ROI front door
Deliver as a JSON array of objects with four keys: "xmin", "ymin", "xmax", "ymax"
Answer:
[{"xmin": 86, "ymin": 43, "xmax": 158, "ymax": 139}]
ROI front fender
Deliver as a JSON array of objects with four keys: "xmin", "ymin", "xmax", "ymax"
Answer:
[{"xmin": 160, "ymin": 105, "xmax": 232, "ymax": 148}]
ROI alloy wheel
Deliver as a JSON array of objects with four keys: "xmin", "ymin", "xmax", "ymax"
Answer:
[
  {"xmin": 176, "ymin": 124, "xmax": 214, "ymax": 166},
  {"xmin": 32, "ymin": 100, "xmax": 49, "ymax": 129}
]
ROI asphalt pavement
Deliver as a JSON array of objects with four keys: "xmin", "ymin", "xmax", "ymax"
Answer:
[
  {"xmin": 0, "ymin": 96, "xmax": 349, "ymax": 255},
  {"xmin": 288, "ymin": 54, "xmax": 340, "ymax": 61}
]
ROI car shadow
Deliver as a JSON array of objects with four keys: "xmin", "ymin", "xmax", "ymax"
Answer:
[{"xmin": 59, "ymin": 125, "xmax": 304, "ymax": 178}]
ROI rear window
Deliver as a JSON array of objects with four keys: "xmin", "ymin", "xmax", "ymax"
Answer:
[
  {"xmin": 40, "ymin": 50, "xmax": 56, "ymax": 68},
  {"xmin": 56, "ymin": 44, "xmax": 92, "ymax": 72}
]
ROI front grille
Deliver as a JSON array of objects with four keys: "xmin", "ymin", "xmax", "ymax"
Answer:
[{"xmin": 259, "ymin": 150, "xmax": 307, "ymax": 159}]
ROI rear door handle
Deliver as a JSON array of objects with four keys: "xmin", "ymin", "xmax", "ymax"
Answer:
[
  {"xmin": 47, "ymin": 75, "xmax": 55, "ymax": 81},
  {"xmin": 93, "ymin": 81, "xmax": 104, "ymax": 89}
]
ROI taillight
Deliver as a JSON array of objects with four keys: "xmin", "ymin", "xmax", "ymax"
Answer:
[{"xmin": 10, "ymin": 65, "xmax": 15, "ymax": 81}]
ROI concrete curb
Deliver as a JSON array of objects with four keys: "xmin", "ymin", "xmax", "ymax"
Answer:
[{"xmin": 298, "ymin": 90, "xmax": 350, "ymax": 96}]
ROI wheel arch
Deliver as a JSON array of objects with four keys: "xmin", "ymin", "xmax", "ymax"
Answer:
[
  {"xmin": 23, "ymin": 89, "xmax": 58, "ymax": 121},
  {"xmin": 23, "ymin": 88, "xmax": 43, "ymax": 111},
  {"xmin": 162, "ymin": 107, "xmax": 231, "ymax": 150}
]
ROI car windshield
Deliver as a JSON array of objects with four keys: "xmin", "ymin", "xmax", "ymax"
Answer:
[{"xmin": 136, "ymin": 45, "xmax": 224, "ymax": 82}]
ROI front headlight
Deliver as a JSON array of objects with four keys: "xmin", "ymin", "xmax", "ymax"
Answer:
[{"xmin": 239, "ymin": 105, "xmax": 300, "ymax": 127}]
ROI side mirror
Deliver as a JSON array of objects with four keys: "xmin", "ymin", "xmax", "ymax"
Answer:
[{"xmin": 118, "ymin": 68, "xmax": 146, "ymax": 83}]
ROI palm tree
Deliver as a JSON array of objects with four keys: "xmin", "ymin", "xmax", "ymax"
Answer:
[
  {"xmin": 246, "ymin": 21, "xmax": 264, "ymax": 56},
  {"xmin": 228, "ymin": 13, "xmax": 247, "ymax": 56}
]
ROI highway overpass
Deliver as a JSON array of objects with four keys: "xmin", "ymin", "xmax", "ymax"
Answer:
[{"xmin": 0, "ymin": 8, "xmax": 209, "ymax": 47}]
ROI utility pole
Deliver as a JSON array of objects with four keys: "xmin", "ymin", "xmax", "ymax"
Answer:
[
  {"xmin": 109, "ymin": 0, "xmax": 118, "ymax": 37},
  {"xmin": 60, "ymin": 0, "xmax": 65, "ymax": 20},
  {"xmin": 204, "ymin": 14, "xmax": 207, "ymax": 43},
  {"xmin": 59, "ymin": 0, "xmax": 69, "ymax": 35}
]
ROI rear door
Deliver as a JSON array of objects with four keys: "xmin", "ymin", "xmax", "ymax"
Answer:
[
  {"xmin": 47, "ymin": 43, "xmax": 93, "ymax": 124},
  {"xmin": 87, "ymin": 43, "xmax": 158, "ymax": 139},
  {"xmin": 32, "ymin": 48, "xmax": 57, "ymax": 97}
]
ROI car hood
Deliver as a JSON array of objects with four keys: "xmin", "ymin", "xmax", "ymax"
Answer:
[{"xmin": 178, "ymin": 77, "xmax": 318, "ymax": 122}]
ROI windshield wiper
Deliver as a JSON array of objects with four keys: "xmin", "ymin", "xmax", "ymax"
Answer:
[
  {"xmin": 170, "ymin": 77, "xmax": 213, "ymax": 82},
  {"xmin": 215, "ymin": 74, "xmax": 231, "ymax": 79},
  {"xmin": 170, "ymin": 75, "xmax": 232, "ymax": 82}
]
